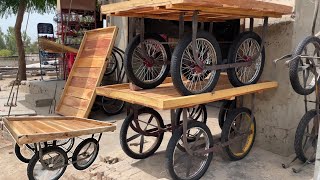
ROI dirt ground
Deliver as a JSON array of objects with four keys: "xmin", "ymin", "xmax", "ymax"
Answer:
[{"xmin": 0, "ymin": 77, "xmax": 315, "ymax": 180}]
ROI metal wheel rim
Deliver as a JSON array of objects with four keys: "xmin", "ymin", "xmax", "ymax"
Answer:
[
  {"xmin": 126, "ymin": 112, "xmax": 162, "ymax": 155},
  {"xmin": 106, "ymin": 54, "xmax": 117, "ymax": 74},
  {"xmin": 102, "ymin": 97, "xmax": 124, "ymax": 114},
  {"xmin": 227, "ymin": 112, "xmax": 254, "ymax": 156},
  {"xmin": 172, "ymin": 127, "xmax": 210, "ymax": 179},
  {"xmin": 76, "ymin": 142, "xmax": 98, "ymax": 167},
  {"xmin": 180, "ymin": 38, "xmax": 217, "ymax": 94},
  {"xmin": 33, "ymin": 151, "xmax": 66, "ymax": 179},
  {"xmin": 235, "ymin": 38, "xmax": 262, "ymax": 84},
  {"xmin": 297, "ymin": 41, "xmax": 320, "ymax": 90},
  {"xmin": 301, "ymin": 117, "xmax": 318, "ymax": 161},
  {"xmin": 132, "ymin": 39, "xmax": 168, "ymax": 84}
]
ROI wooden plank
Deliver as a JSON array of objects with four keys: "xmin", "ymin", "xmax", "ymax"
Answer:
[{"xmin": 56, "ymin": 27, "xmax": 118, "ymax": 118}]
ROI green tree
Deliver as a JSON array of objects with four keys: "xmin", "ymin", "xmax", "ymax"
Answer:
[
  {"xmin": 4, "ymin": 27, "xmax": 32, "ymax": 55},
  {"xmin": 0, "ymin": 49, "xmax": 13, "ymax": 57},
  {"xmin": 0, "ymin": 28, "xmax": 5, "ymax": 50},
  {"xmin": 0, "ymin": 0, "xmax": 55, "ymax": 80},
  {"xmin": 26, "ymin": 41, "xmax": 38, "ymax": 54}
]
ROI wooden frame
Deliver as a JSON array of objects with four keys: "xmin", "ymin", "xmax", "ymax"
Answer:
[
  {"xmin": 3, "ymin": 116, "xmax": 116, "ymax": 146},
  {"xmin": 101, "ymin": 0, "xmax": 293, "ymax": 22}
]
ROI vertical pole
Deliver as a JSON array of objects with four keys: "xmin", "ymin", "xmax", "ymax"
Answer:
[
  {"xmin": 192, "ymin": 11, "xmax": 200, "ymax": 66},
  {"xmin": 179, "ymin": 12, "xmax": 185, "ymax": 40},
  {"xmin": 182, "ymin": 108, "xmax": 192, "ymax": 154},
  {"xmin": 249, "ymin": 18, "xmax": 254, "ymax": 32},
  {"xmin": 209, "ymin": 22, "xmax": 214, "ymax": 34},
  {"xmin": 314, "ymin": 75, "xmax": 320, "ymax": 180},
  {"xmin": 170, "ymin": 109, "xmax": 177, "ymax": 133}
]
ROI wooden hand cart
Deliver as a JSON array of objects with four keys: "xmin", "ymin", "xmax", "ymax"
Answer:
[
  {"xmin": 3, "ymin": 27, "xmax": 118, "ymax": 180},
  {"xmin": 96, "ymin": 74, "xmax": 278, "ymax": 179},
  {"xmin": 101, "ymin": 0, "xmax": 292, "ymax": 96}
]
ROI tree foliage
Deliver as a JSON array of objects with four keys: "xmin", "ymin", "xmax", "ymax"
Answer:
[
  {"xmin": 0, "ymin": 28, "xmax": 5, "ymax": 50},
  {"xmin": 3, "ymin": 27, "xmax": 32, "ymax": 54},
  {"xmin": 0, "ymin": 49, "xmax": 13, "ymax": 57}
]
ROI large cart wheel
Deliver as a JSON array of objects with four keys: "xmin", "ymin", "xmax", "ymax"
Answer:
[
  {"xmin": 101, "ymin": 97, "xmax": 125, "ymax": 115},
  {"xmin": 221, "ymin": 107, "xmax": 256, "ymax": 161},
  {"xmin": 218, "ymin": 100, "xmax": 236, "ymax": 129},
  {"xmin": 294, "ymin": 109, "xmax": 318, "ymax": 162},
  {"xmin": 15, "ymin": 143, "xmax": 35, "ymax": 163},
  {"xmin": 105, "ymin": 52, "xmax": 118, "ymax": 76},
  {"xmin": 56, "ymin": 138, "xmax": 75, "ymax": 153},
  {"xmin": 166, "ymin": 121, "xmax": 213, "ymax": 180},
  {"xmin": 27, "ymin": 147, "xmax": 68, "ymax": 180},
  {"xmin": 289, "ymin": 36, "xmax": 320, "ymax": 95},
  {"xmin": 176, "ymin": 105, "xmax": 207, "ymax": 126},
  {"xmin": 171, "ymin": 31, "xmax": 222, "ymax": 96},
  {"xmin": 120, "ymin": 107, "xmax": 165, "ymax": 159},
  {"xmin": 227, "ymin": 31, "xmax": 265, "ymax": 87},
  {"xmin": 72, "ymin": 138, "xmax": 99, "ymax": 170},
  {"xmin": 125, "ymin": 33, "xmax": 171, "ymax": 89}
]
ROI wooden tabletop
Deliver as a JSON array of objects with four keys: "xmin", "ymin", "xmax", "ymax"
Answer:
[
  {"xmin": 96, "ymin": 75, "xmax": 278, "ymax": 110},
  {"xmin": 3, "ymin": 116, "xmax": 116, "ymax": 145},
  {"xmin": 101, "ymin": 0, "xmax": 293, "ymax": 21}
]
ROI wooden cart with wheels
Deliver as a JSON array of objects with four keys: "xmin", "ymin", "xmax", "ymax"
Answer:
[
  {"xmin": 96, "ymin": 74, "xmax": 278, "ymax": 179},
  {"xmin": 3, "ymin": 27, "xmax": 119, "ymax": 180},
  {"xmin": 101, "ymin": 0, "xmax": 292, "ymax": 96}
]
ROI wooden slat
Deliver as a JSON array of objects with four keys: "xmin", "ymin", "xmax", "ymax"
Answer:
[
  {"xmin": 81, "ymin": 47, "xmax": 109, "ymax": 58},
  {"xmin": 69, "ymin": 77, "xmax": 97, "ymax": 89},
  {"xmin": 77, "ymin": 58, "xmax": 106, "ymax": 68},
  {"xmin": 73, "ymin": 68, "xmax": 102, "ymax": 78},
  {"xmin": 61, "ymin": 95, "xmax": 91, "ymax": 110},
  {"xmin": 65, "ymin": 86, "xmax": 94, "ymax": 100},
  {"xmin": 58, "ymin": 105, "xmax": 87, "ymax": 117}
]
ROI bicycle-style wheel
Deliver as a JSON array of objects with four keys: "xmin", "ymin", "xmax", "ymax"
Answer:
[
  {"xmin": 120, "ymin": 107, "xmax": 165, "ymax": 159},
  {"xmin": 105, "ymin": 52, "xmax": 118, "ymax": 76},
  {"xmin": 101, "ymin": 96, "xmax": 125, "ymax": 115},
  {"xmin": 221, "ymin": 107, "xmax": 256, "ymax": 161},
  {"xmin": 15, "ymin": 143, "xmax": 35, "ymax": 163},
  {"xmin": 125, "ymin": 33, "xmax": 171, "ymax": 89},
  {"xmin": 171, "ymin": 31, "xmax": 222, "ymax": 96},
  {"xmin": 72, "ymin": 138, "xmax": 99, "ymax": 170},
  {"xmin": 227, "ymin": 31, "xmax": 265, "ymax": 87},
  {"xmin": 218, "ymin": 100, "xmax": 236, "ymax": 129},
  {"xmin": 289, "ymin": 36, "xmax": 320, "ymax": 95},
  {"xmin": 294, "ymin": 109, "xmax": 318, "ymax": 162}
]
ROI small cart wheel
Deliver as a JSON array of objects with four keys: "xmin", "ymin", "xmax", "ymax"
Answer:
[
  {"xmin": 101, "ymin": 97, "xmax": 125, "ymax": 115},
  {"xmin": 218, "ymin": 100, "xmax": 236, "ymax": 129},
  {"xmin": 15, "ymin": 143, "xmax": 35, "ymax": 163},
  {"xmin": 27, "ymin": 146, "xmax": 68, "ymax": 180},
  {"xmin": 72, "ymin": 138, "xmax": 99, "ymax": 170},
  {"xmin": 120, "ymin": 107, "xmax": 165, "ymax": 159},
  {"xmin": 105, "ymin": 52, "xmax": 118, "ymax": 76},
  {"xmin": 221, "ymin": 107, "xmax": 256, "ymax": 161},
  {"xmin": 166, "ymin": 121, "xmax": 213, "ymax": 180},
  {"xmin": 56, "ymin": 138, "xmax": 75, "ymax": 153},
  {"xmin": 227, "ymin": 31, "xmax": 265, "ymax": 87},
  {"xmin": 294, "ymin": 109, "xmax": 318, "ymax": 162},
  {"xmin": 171, "ymin": 31, "xmax": 222, "ymax": 95},
  {"xmin": 125, "ymin": 33, "xmax": 171, "ymax": 89},
  {"xmin": 289, "ymin": 36, "xmax": 320, "ymax": 95}
]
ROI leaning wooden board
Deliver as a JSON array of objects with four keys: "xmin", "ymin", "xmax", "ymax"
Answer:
[
  {"xmin": 3, "ymin": 116, "xmax": 116, "ymax": 146},
  {"xmin": 56, "ymin": 27, "xmax": 118, "ymax": 118},
  {"xmin": 96, "ymin": 75, "xmax": 278, "ymax": 110},
  {"xmin": 101, "ymin": 0, "xmax": 293, "ymax": 21}
]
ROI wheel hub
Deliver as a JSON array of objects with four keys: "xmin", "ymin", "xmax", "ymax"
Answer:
[
  {"xmin": 243, "ymin": 55, "xmax": 252, "ymax": 61},
  {"xmin": 143, "ymin": 59, "xmax": 154, "ymax": 67}
]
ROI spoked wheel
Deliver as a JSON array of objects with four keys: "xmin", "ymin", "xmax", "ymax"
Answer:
[
  {"xmin": 227, "ymin": 32, "xmax": 265, "ymax": 87},
  {"xmin": 72, "ymin": 138, "xmax": 99, "ymax": 170},
  {"xmin": 294, "ymin": 109, "xmax": 318, "ymax": 162},
  {"xmin": 101, "ymin": 96, "xmax": 125, "ymax": 115},
  {"xmin": 125, "ymin": 33, "xmax": 171, "ymax": 89},
  {"xmin": 166, "ymin": 121, "xmax": 213, "ymax": 180},
  {"xmin": 105, "ymin": 52, "xmax": 118, "ymax": 76},
  {"xmin": 221, "ymin": 107, "xmax": 256, "ymax": 161},
  {"xmin": 171, "ymin": 31, "xmax": 222, "ymax": 96},
  {"xmin": 15, "ymin": 143, "xmax": 36, "ymax": 163},
  {"xmin": 289, "ymin": 36, "xmax": 320, "ymax": 95},
  {"xmin": 56, "ymin": 138, "xmax": 75, "ymax": 153},
  {"xmin": 120, "ymin": 107, "xmax": 165, "ymax": 159},
  {"xmin": 218, "ymin": 100, "xmax": 236, "ymax": 129},
  {"xmin": 27, "ymin": 147, "xmax": 68, "ymax": 180}
]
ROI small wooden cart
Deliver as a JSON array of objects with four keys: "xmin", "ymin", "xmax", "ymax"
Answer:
[
  {"xmin": 96, "ymin": 75, "xmax": 278, "ymax": 179},
  {"xmin": 3, "ymin": 27, "xmax": 118, "ymax": 180}
]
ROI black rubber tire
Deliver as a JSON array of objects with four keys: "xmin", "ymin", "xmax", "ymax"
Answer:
[
  {"xmin": 105, "ymin": 52, "xmax": 118, "ymax": 76},
  {"xmin": 227, "ymin": 31, "xmax": 265, "ymax": 87},
  {"xmin": 221, "ymin": 107, "xmax": 256, "ymax": 161},
  {"xmin": 27, "ymin": 147, "xmax": 68, "ymax": 180},
  {"xmin": 294, "ymin": 109, "xmax": 317, "ymax": 162},
  {"xmin": 15, "ymin": 143, "xmax": 35, "ymax": 163},
  {"xmin": 171, "ymin": 31, "xmax": 222, "ymax": 96},
  {"xmin": 218, "ymin": 100, "xmax": 236, "ymax": 129},
  {"xmin": 72, "ymin": 138, "xmax": 99, "ymax": 170},
  {"xmin": 166, "ymin": 121, "xmax": 214, "ymax": 180},
  {"xmin": 125, "ymin": 33, "xmax": 171, "ymax": 89},
  {"xmin": 120, "ymin": 107, "xmax": 165, "ymax": 159},
  {"xmin": 289, "ymin": 36, "xmax": 320, "ymax": 95},
  {"xmin": 175, "ymin": 105, "xmax": 208, "ymax": 126},
  {"xmin": 101, "ymin": 97, "xmax": 125, "ymax": 116}
]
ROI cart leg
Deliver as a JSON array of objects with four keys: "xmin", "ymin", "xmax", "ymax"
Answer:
[
  {"xmin": 179, "ymin": 12, "xmax": 185, "ymax": 39},
  {"xmin": 249, "ymin": 18, "xmax": 254, "ymax": 32},
  {"xmin": 209, "ymin": 22, "xmax": 213, "ymax": 34},
  {"xmin": 170, "ymin": 109, "xmax": 177, "ymax": 133},
  {"xmin": 282, "ymin": 156, "xmax": 298, "ymax": 169},
  {"xmin": 250, "ymin": 17, "xmax": 268, "ymax": 62},
  {"xmin": 192, "ymin": 10, "xmax": 201, "ymax": 67},
  {"xmin": 182, "ymin": 108, "xmax": 193, "ymax": 155}
]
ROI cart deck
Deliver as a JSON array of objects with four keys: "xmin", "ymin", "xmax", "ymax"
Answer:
[
  {"xmin": 3, "ymin": 116, "xmax": 116, "ymax": 146},
  {"xmin": 96, "ymin": 75, "xmax": 278, "ymax": 110},
  {"xmin": 101, "ymin": 0, "xmax": 292, "ymax": 21}
]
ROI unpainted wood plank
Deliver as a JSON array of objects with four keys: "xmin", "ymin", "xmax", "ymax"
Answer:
[
  {"xmin": 69, "ymin": 77, "xmax": 97, "ymax": 89},
  {"xmin": 42, "ymin": 120, "xmax": 76, "ymax": 132},
  {"xmin": 56, "ymin": 105, "xmax": 87, "ymax": 117},
  {"xmin": 76, "ymin": 58, "xmax": 106, "ymax": 68},
  {"xmin": 65, "ymin": 86, "xmax": 94, "ymax": 100},
  {"xmin": 81, "ymin": 47, "xmax": 109, "ymax": 58},
  {"xmin": 61, "ymin": 95, "xmax": 91, "ymax": 111},
  {"xmin": 85, "ymin": 38, "xmax": 111, "ymax": 49},
  {"xmin": 73, "ymin": 67, "xmax": 102, "ymax": 78},
  {"xmin": 28, "ymin": 121, "xmax": 62, "ymax": 133}
]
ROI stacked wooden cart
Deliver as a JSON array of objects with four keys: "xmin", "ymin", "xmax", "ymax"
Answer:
[{"xmin": 98, "ymin": 0, "xmax": 292, "ymax": 180}]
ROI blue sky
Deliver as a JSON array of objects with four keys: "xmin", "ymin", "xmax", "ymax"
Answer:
[{"xmin": 0, "ymin": 12, "xmax": 55, "ymax": 42}]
